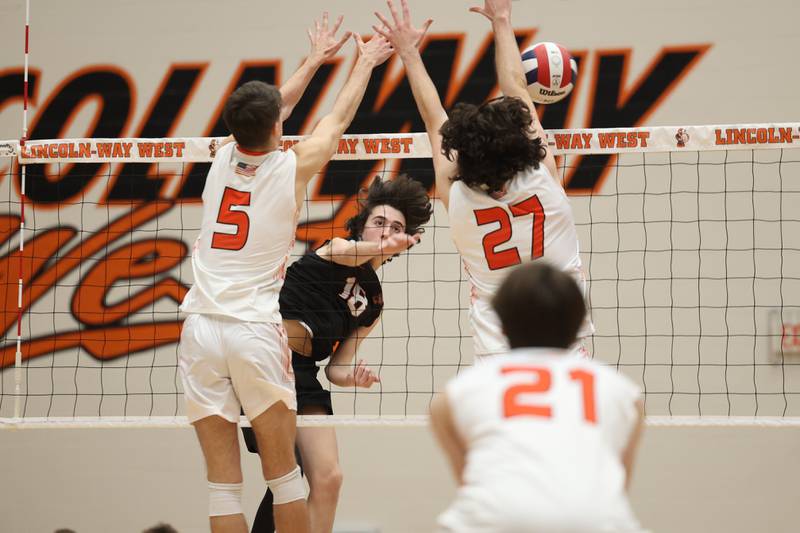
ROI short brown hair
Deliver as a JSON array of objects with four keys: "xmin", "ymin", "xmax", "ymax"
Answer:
[
  {"xmin": 492, "ymin": 262, "xmax": 585, "ymax": 349},
  {"xmin": 222, "ymin": 81, "xmax": 281, "ymax": 149}
]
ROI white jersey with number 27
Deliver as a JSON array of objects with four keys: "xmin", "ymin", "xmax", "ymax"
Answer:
[
  {"xmin": 438, "ymin": 349, "xmax": 643, "ymax": 533},
  {"xmin": 448, "ymin": 165, "xmax": 594, "ymax": 355}
]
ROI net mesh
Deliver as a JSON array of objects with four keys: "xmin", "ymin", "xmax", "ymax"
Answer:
[{"xmin": 1, "ymin": 125, "xmax": 799, "ymax": 426}]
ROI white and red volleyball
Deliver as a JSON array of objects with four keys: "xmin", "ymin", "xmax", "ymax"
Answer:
[{"xmin": 521, "ymin": 42, "xmax": 577, "ymax": 104}]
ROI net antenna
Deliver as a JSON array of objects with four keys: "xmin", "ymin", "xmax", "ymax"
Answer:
[
  {"xmin": 1, "ymin": 124, "xmax": 800, "ymax": 429},
  {"xmin": 12, "ymin": 0, "xmax": 32, "ymax": 420}
]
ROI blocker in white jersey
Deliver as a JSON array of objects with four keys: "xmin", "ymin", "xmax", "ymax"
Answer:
[
  {"xmin": 179, "ymin": 141, "xmax": 299, "ymax": 421},
  {"xmin": 448, "ymin": 164, "xmax": 594, "ymax": 356},
  {"xmin": 177, "ymin": 30, "xmax": 396, "ymax": 531},
  {"xmin": 437, "ymin": 350, "xmax": 643, "ymax": 533},
  {"xmin": 382, "ymin": 0, "xmax": 594, "ymax": 359}
]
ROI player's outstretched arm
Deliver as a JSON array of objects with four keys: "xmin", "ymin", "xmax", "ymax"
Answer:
[
  {"xmin": 325, "ymin": 324, "xmax": 381, "ymax": 388},
  {"xmin": 374, "ymin": 0, "xmax": 458, "ymax": 210},
  {"xmin": 622, "ymin": 399, "xmax": 645, "ymax": 490},
  {"xmin": 470, "ymin": 0, "xmax": 558, "ymax": 178},
  {"xmin": 430, "ymin": 394, "xmax": 467, "ymax": 484},
  {"xmin": 280, "ymin": 12, "xmax": 352, "ymax": 122},
  {"xmin": 292, "ymin": 34, "xmax": 393, "ymax": 195},
  {"xmin": 316, "ymin": 232, "xmax": 421, "ymax": 267}
]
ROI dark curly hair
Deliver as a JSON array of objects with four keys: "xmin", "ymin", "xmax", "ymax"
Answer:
[
  {"xmin": 345, "ymin": 175, "xmax": 433, "ymax": 240},
  {"xmin": 440, "ymin": 96, "xmax": 547, "ymax": 195}
]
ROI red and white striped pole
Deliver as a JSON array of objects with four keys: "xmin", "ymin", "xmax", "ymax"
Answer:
[{"xmin": 14, "ymin": 0, "xmax": 30, "ymax": 419}]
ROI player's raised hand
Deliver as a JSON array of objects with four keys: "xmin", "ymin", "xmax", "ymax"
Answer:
[
  {"xmin": 308, "ymin": 12, "xmax": 352, "ymax": 63},
  {"xmin": 469, "ymin": 0, "xmax": 512, "ymax": 22},
  {"xmin": 373, "ymin": 0, "xmax": 433, "ymax": 54},
  {"xmin": 352, "ymin": 32, "xmax": 394, "ymax": 66},
  {"xmin": 351, "ymin": 359, "xmax": 381, "ymax": 388},
  {"xmin": 380, "ymin": 231, "xmax": 422, "ymax": 257}
]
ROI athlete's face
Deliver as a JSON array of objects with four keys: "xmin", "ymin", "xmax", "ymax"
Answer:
[{"xmin": 361, "ymin": 205, "xmax": 406, "ymax": 243}]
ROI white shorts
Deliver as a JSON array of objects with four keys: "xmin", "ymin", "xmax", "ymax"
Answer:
[
  {"xmin": 178, "ymin": 313, "xmax": 296, "ymax": 424},
  {"xmin": 469, "ymin": 298, "xmax": 509, "ymax": 357},
  {"xmin": 471, "ymin": 298, "xmax": 590, "ymax": 360}
]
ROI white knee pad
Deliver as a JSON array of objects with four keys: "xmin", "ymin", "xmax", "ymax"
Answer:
[
  {"xmin": 208, "ymin": 481, "xmax": 243, "ymax": 517},
  {"xmin": 266, "ymin": 465, "xmax": 307, "ymax": 505}
]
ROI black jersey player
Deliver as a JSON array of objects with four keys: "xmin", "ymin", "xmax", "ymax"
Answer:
[{"xmin": 245, "ymin": 175, "xmax": 432, "ymax": 533}]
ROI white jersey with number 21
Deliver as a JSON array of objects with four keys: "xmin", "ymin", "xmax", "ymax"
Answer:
[{"xmin": 438, "ymin": 349, "xmax": 642, "ymax": 533}]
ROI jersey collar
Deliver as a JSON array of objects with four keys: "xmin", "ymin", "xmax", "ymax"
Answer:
[{"xmin": 233, "ymin": 144, "xmax": 276, "ymax": 165}]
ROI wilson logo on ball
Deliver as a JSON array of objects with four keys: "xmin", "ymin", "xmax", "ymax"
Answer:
[{"xmin": 521, "ymin": 42, "xmax": 578, "ymax": 104}]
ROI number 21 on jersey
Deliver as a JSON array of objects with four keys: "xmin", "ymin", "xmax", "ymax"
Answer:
[
  {"xmin": 474, "ymin": 194, "xmax": 545, "ymax": 270},
  {"xmin": 501, "ymin": 365, "xmax": 597, "ymax": 423}
]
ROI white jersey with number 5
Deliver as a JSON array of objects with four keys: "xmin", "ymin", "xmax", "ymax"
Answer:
[
  {"xmin": 180, "ymin": 143, "xmax": 298, "ymax": 323},
  {"xmin": 438, "ymin": 349, "xmax": 642, "ymax": 533},
  {"xmin": 448, "ymin": 165, "xmax": 594, "ymax": 355}
]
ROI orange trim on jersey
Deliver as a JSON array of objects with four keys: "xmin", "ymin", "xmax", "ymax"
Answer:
[{"xmin": 236, "ymin": 145, "xmax": 271, "ymax": 156}]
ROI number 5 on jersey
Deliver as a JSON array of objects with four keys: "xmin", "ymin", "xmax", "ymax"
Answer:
[
  {"xmin": 474, "ymin": 194, "xmax": 545, "ymax": 270},
  {"xmin": 211, "ymin": 187, "xmax": 251, "ymax": 251}
]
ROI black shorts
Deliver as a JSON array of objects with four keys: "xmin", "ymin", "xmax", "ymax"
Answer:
[{"xmin": 242, "ymin": 351, "xmax": 332, "ymax": 454}]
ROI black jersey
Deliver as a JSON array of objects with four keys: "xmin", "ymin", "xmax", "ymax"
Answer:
[{"xmin": 279, "ymin": 252, "xmax": 383, "ymax": 361}]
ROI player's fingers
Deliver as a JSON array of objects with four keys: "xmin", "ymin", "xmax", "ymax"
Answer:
[
  {"xmin": 374, "ymin": 11, "xmax": 392, "ymax": 31},
  {"xmin": 401, "ymin": 0, "xmax": 411, "ymax": 22},
  {"xmin": 314, "ymin": 18, "xmax": 320, "ymax": 33},
  {"xmin": 469, "ymin": 6, "xmax": 491, "ymax": 20},
  {"xmin": 372, "ymin": 25, "xmax": 391, "ymax": 41},
  {"xmin": 418, "ymin": 19, "xmax": 434, "ymax": 45},
  {"xmin": 352, "ymin": 33, "xmax": 365, "ymax": 47},
  {"xmin": 329, "ymin": 31, "xmax": 351, "ymax": 52},
  {"xmin": 332, "ymin": 14, "xmax": 344, "ymax": 35},
  {"xmin": 355, "ymin": 359, "xmax": 366, "ymax": 373},
  {"xmin": 307, "ymin": 28, "xmax": 314, "ymax": 44},
  {"xmin": 322, "ymin": 11, "xmax": 329, "ymax": 29},
  {"xmin": 386, "ymin": 0, "xmax": 401, "ymax": 25}
]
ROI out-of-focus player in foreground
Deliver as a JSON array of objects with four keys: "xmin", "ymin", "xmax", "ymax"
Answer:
[
  {"xmin": 430, "ymin": 262, "xmax": 645, "ymax": 533},
  {"xmin": 177, "ymin": 19, "xmax": 394, "ymax": 533},
  {"xmin": 374, "ymin": 0, "xmax": 593, "ymax": 360}
]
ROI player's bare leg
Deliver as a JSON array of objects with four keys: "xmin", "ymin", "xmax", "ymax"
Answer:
[
  {"xmin": 193, "ymin": 415, "xmax": 248, "ymax": 533},
  {"xmin": 252, "ymin": 401, "xmax": 310, "ymax": 533},
  {"xmin": 296, "ymin": 405, "xmax": 342, "ymax": 533}
]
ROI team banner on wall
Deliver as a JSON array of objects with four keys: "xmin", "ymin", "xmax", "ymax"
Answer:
[{"xmin": 3, "ymin": 123, "xmax": 800, "ymax": 164}]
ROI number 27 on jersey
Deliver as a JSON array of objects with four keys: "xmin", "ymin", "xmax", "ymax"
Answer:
[{"xmin": 474, "ymin": 194, "xmax": 545, "ymax": 270}]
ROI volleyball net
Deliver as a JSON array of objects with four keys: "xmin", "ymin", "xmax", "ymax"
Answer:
[{"xmin": 1, "ymin": 123, "xmax": 799, "ymax": 428}]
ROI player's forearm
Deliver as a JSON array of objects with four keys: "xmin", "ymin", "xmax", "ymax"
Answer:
[
  {"xmin": 325, "ymin": 58, "xmax": 377, "ymax": 135},
  {"xmin": 398, "ymin": 49, "xmax": 448, "ymax": 130},
  {"xmin": 279, "ymin": 56, "xmax": 325, "ymax": 121},
  {"xmin": 329, "ymin": 238, "xmax": 381, "ymax": 266},
  {"xmin": 325, "ymin": 333, "xmax": 366, "ymax": 386},
  {"xmin": 491, "ymin": 16, "xmax": 529, "ymax": 99}
]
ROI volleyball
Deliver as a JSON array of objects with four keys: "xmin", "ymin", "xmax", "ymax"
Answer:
[{"xmin": 521, "ymin": 42, "xmax": 577, "ymax": 104}]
